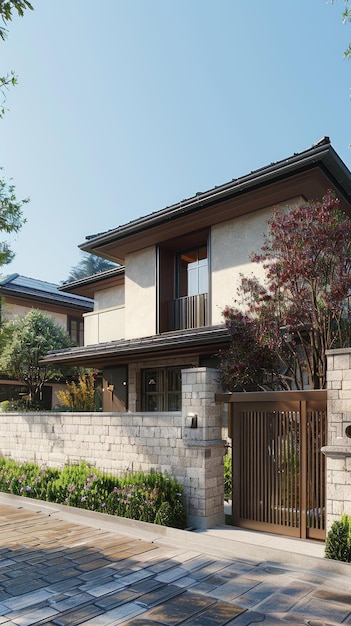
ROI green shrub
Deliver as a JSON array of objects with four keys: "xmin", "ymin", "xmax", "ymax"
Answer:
[
  {"xmin": 154, "ymin": 502, "xmax": 174, "ymax": 526},
  {"xmin": 325, "ymin": 514, "xmax": 351, "ymax": 562},
  {"xmin": 56, "ymin": 372, "xmax": 97, "ymax": 412},
  {"xmin": 224, "ymin": 451, "xmax": 232, "ymax": 501},
  {"xmin": 0, "ymin": 459, "xmax": 187, "ymax": 529}
]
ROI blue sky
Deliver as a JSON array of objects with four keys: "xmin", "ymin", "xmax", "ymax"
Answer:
[{"xmin": 1, "ymin": 0, "xmax": 350, "ymax": 284}]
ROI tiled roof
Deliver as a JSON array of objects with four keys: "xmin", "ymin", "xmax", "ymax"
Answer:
[
  {"xmin": 40, "ymin": 325, "xmax": 230, "ymax": 366},
  {"xmin": 0, "ymin": 274, "xmax": 93, "ymax": 311},
  {"xmin": 80, "ymin": 137, "xmax": 351, "ymax": 251}
]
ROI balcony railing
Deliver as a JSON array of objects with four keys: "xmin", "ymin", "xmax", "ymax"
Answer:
[{"xmin": 169, "ymin": 293, "xmax": 208, "ymax": 330}]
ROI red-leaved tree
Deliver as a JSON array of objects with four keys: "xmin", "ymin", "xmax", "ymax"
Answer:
[{"xmin": 219, "ymin": 191, "xmax": 351, "ymax": 391}]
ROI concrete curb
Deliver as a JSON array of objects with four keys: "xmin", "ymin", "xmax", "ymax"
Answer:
[{"xmin": 0, "ymin": 492, "xmax": 350, "ymax": 577}]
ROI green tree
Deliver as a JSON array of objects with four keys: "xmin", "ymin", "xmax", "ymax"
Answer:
[
  {"xmin": 0, "ymin": 1, "xmax": 33, "ymax": 39},
  {"xmin": 65, "ymin": 252, "xmax": 117, "ymax": 283},
  {"xmin": 0, "ymin": 0, "xmax": 31, "ymax": 260},
  {"xmin": 0, "ymin": 171, "xmax": 28, "ymax": 264},
  {"xmin": 329, "ymin": 0, "xmax": 351, "ymax": 58},
  {"xmin": 1, "ymin": 1, "xmax": 33, "ymax": 115},
  {"xmin": 0, "ymin": 309, "xmax": 75, "ymax": 407},
  {"xmin": 219, "ymin": 192, "xmax": 351, "ymax": 391}
]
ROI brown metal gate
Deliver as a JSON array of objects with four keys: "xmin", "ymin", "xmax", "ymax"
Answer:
[{"xmin": 229, "ymin": 391, "xmax": 327, "ymax": 540}]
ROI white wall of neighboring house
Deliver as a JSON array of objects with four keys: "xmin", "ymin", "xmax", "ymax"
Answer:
[
  {"xmin": 125, "ymin": 246, "xmax": 156, "ymax": 339},
  {"xmin": 2, "ymin": 302, "xmax": 67, "ymax": 329}
]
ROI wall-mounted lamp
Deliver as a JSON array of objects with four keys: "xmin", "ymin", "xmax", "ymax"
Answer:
[
  {"xmin": 107, "ymin": 384, "xmax": 114, "ymax": 393},
  {"xmin": 345, "ymin": 425, "xmax": 351, "ymax": 439},
  {"xmin": 187, "ymin": 413, "xmax": 198, "ymax": 429}
]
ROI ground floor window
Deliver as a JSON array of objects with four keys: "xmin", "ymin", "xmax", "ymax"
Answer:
[{"xmin": 141, "ymin": 367, "xmax": 181, "ymax": 411}]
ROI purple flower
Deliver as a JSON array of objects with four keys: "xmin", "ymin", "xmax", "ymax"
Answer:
[{"xmin": 25, "ymin": 486, "xmax": 31, "ymax": 491}]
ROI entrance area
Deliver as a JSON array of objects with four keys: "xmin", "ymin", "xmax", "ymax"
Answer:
[{"xmin": 229, "ymin": 391, "xmax": 327, "ymax": 540}]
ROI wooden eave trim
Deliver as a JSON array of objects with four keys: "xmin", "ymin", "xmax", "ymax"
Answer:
[
  {"xmin": 62, "ymin": 274, "xmax": 125, "ymax": 299},
  {"xmin": 88, "ymin": 168, "xmax": 341, "ymax": 263}
]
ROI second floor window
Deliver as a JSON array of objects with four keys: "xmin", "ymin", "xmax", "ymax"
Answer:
[
  {"xmin": 177, "ymin": 246, "xmax": 208, "ymax": 297},
  {"xmin": 68, "ymin": 317, "xmax": 84, "ymax": 346}
]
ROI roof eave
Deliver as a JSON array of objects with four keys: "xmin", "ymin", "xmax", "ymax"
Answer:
[
  {"xmin": 80, "ymin": 138, "xmax": 351, "ymax": 254},
  {"xmin": 40, "ymin": 326, "xmax": 230, "ymax": 367}
]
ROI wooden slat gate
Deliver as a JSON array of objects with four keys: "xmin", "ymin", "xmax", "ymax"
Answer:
[{"xmin": 229, "ymin": 391, "xmax": 327, "ymax": 540}]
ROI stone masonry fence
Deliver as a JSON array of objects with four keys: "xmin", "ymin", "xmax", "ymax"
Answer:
[
  {"xmin": 0, "ymin": 356, "xmax": 350, "ymax": 533},
  {"xmin": 0, "ymin": 368, "xmax": 225, "ymax": 530}
]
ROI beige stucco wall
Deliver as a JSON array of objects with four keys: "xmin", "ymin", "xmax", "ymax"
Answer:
[
  {"xmin": 94, "ymin": 284, "xmax": 125, "ymax": 311},
  {"xmin": 210, "ymin": 207, "xmax": 269, "ymax": 325},
  {"xmin": 125, "ymin": 246, "xmax": 156, "ymax": 339},
  {"xmin": 210, "ymin": 197, "xmax": 303, "ymax": 325},
  {"xmin": 84, "ymin": 306, "xmax": 125, "ymax": 345}
]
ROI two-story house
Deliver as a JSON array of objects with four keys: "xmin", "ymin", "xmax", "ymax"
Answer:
[
  {"xmin": 0, "ymin": 273, "xmax": 93, "ymax": 407},
  {"xmin": 41, "ymin": 137, "xmax": 351, "ymax": 411}
]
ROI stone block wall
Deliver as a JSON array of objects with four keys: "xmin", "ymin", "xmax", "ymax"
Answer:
[
  {"xmin": 0, "ymin": 368, "xmax": 226, "ymax": 530},
  {"xmin": 324, "ymin": 348, "xmax": 351, "ymax": 529},
  {"xmin": 181, "ymin": 367, "xmax": 226, "ymax": 528}
]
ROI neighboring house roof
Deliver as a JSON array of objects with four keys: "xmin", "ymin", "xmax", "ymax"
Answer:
[
  {"xmin": 40, "ymin": 325, "xmax": 230, "ymax": 368},
  {"xmin": 0, "ymin": 274, "xmax": 93, "ymax": 311},
  {"xmin": 59, "ymin": 266, "xmax": 125, "ymax": 298},
  {"xmin": 79, "ymin": 137, "xmax": 351, "ymax": 264}
]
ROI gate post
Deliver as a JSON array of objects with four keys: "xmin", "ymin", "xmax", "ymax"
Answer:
[
  {"xmin": 181, "ymin": 367, "xmax": 226, "ymax": 529},
  {"xmin": 323, "ymin": 348, "xmax": 351, "ymax": 530}
]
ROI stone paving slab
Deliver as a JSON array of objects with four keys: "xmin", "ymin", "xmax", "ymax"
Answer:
[{"xmin": 0, "ymin": 502, "xmax": 348, "ymax": 625}]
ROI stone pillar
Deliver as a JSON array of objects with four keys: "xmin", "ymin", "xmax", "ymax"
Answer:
[
  {"xmin": 323, "ymin": 348, "xmax": 351, "ymax": 530},
  {"xmin": 181, "ymin": 367, "xmax": 226, "ymax": 529}
]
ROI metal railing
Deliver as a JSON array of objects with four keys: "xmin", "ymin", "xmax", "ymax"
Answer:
[{"xmin": 169, "ymin": 293, "xmax": 208, "ymax": 330}]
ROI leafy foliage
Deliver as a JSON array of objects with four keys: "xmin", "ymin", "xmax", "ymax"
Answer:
[
  {"xmin": 56, "ymin": 371, "xmax": 97, "ymax": 412},
  {"xmin": 0, "ymin": 458, "xmax": 187, "ymax": 528},
  {"xmin": 0, "ymin": 1, "xmax": 33, "ymax": 40},
  {"xmin": 325, "ymin": 514, "xmax": 351, "ymax": 561},
  {"xmin": 0, "ymin": 1, "xmax": 33, "ymax": 114},
  {"xmin": 219, "ymin": 192, "xmax": 351, "ymax": 390},
  {"xmin": 223, "ymin": 451, "xmax": 232, "ymax": 501},
  {"xmin": 0, "ymin": 170, "xmax": 28, "ymax": 263},
  {"xmin": 329, "ymin": 0, "xmax": 351, "ymax": 58},
  {"xmin": 219, "ymin": 307, "xmax": 278, "ymax": 391},
  {"xmin": 0, "ymin": 309, "xmax": 75, "ymax": 407},
  {"xmin": 64, "ymin": 252, "xmax": 117, "ymax": 283},
  {"xmin": 0, "ymin": 1, "xmax": 30, "ymax": 263}
]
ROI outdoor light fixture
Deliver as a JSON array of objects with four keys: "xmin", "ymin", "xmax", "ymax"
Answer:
[
  {"xmin": 187, "ymin": 413, "xmax": 198, "ymax": 429},
  {"xmin": 345, "ymin": 425, "xmax": 351, "ymax": 439}
]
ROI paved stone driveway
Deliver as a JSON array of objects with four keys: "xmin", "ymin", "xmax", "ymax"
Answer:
[{"xmin": 0, "ymin": 503, "xmax": 349, "ymax": 625}]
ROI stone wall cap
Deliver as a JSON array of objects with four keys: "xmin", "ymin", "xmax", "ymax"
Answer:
[
  {"xmin": 183, "ymin": 439, "xmax": 226, "ymax": 448},
  {"xmin": 321, "ymin": 445, "xmax": 351, "ymax": 457},
  {"xmin": 326, "ymin": 347, "xmax": 351, "ymax": 355}
]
